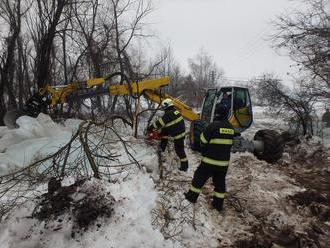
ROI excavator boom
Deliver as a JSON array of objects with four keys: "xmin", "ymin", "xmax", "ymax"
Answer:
[
  {"xmin": 108, "ymin": 77, "xmax": 170, "ymax": 95},
  {"xmin": 143, "ymin": 90, "xmax": 199, "ymax": 121},
  {"xmin": 41, "ymin": 75, "xmax": 200, "ymax": 121}
]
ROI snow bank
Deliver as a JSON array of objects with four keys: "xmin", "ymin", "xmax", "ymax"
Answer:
[
  {"xmin": 0, "ymin": 114, "xmax": 81, "ymax": 175},
  {"xmin": 106, "ymin": 172, "xmax": 172, "ymax": 248}
]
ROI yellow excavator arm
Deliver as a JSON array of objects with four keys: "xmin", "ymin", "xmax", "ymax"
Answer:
[
  {"xmin": 108, "ymin": 77, "xmax": 170, "ymax": 95},
  {"xmin": 108, "ymin": 77, "xmax": 199, "ymax": 121},
  {"xmin": 143, "ymin": 90, "xmax": 199, "ymax": 121},
  {"xmin": 42, "ymin": 76, "xmax": 200, "ymax": 121}
]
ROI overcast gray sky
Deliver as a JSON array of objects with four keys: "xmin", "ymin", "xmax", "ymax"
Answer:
[{"xmin": 148, "ymin": 0, "xmax": 303, "ymax": 83}]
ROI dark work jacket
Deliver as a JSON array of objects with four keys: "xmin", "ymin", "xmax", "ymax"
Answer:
[
  {"xmin": 153, "ymin": 107, "xmax": 185, "ymax": 139},
  {"xmin": 200, "ymin": 120, "xmax": 235, "ymax": 166},
  {"xmin": 23, "ymin": 93, "xmax": 49, "ymax": 117}
]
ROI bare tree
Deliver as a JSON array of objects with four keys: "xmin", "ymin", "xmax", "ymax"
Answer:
[
  {"xmin": 272, "ymin": 0, "xmax": 330, "ymax": 92},
  {"xmin": 71, "ymin": 0, "xmax": 111, "ymax": 79},
  {"xmin": 184, "ymin": 48, "xmax": 224, "ymax": 107},
  {"xmin": 188, "ymin": 47, "xmax": 223, "ymax": 88},
  {"xmin": 109, "ymin": 0, "xmax": 153, "ymax": 125},
  {"xmin": 151, "ymin": 46, "xmax": 184, "ymax": 98},
  {"xmin": 69, "ymin": 0, "xmax": 113, "ymax": 116},
  {"xmin": 0, "ymin": 0, "xmax": 167, "ymax": 131},
  {"xmin": 0, "ymin": 0, "xmax": 26, "ymax": 123},
  {"xmin": 254, "ymin": 74, "xmax": 318, "ymax": 136},
  {"xmin": 29, "ymin": 0, "xmax": 69, "ymax": 89}
]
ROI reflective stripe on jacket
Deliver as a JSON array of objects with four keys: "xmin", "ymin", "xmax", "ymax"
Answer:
[{"xmin": 200, "ymin": 120, "xmax": 234, "ymax": 166}]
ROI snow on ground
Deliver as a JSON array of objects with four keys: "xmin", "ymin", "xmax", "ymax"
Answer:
[
  {"xmin": 0, "ymin": 114, "xmax": 174, "ymax": 248},
  {"xmin": 0, "ymin": 114, "xmax": 82, "ymax": 175},
  {"xmin": 0, "ymin": 172, "xmax": 173, "ymax": 248},
  {"xmin": 0, "ymin": 107, "xmax": 329, "ymax": 247},
  {"xmin": 243, "ymin": 106, "xmax": 286, "ymax": 140}
]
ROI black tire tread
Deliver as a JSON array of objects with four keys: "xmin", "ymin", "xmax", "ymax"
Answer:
[{"xmin": 254, "ymin": 129, "xmax": 284, "ymax": 163}]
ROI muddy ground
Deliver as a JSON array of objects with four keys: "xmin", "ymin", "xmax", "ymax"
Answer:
[{"xmin": 151, "ymin": 136, "xmax": 330, "ymax": 248}]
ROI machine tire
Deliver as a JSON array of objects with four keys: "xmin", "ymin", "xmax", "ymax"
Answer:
[
  {"xmin": 189, "ymin": 120, "xmax": 207, "ymax": 152},
  {"xmin": 253, "ymin": 129, "xmax": 284, "ymax": 163}
]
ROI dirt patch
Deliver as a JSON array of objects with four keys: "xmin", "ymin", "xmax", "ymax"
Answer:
[
  {"xmin": 282, "ymin": 140, "xmax": 330, "ymax": 212},
  {"xmin": 232, "ymin": 224, "xmax": 323, "ymax": 248},
  {"xmin": 278, "ymin": 137, "xmax": 329, "ymax": 198},
  {"xmin": 32, "ymin": 178, "xmax": 115, "ymax": 235},
  {"xmin": 151, "ymin": 139, "xmax": 330, "ymax": 247},
  {"xmin": 33, "ymin": 179, "xmax": 83, "ymax": 220},
  {"xmin": 290, "ymin": 189, "xmax": 329, "ymax": 206},
  {"xmin": 278, "ymin": 140, "xmax": 330, "ymax": 247},
  {"xmin": 289, "ymin": 189, "xmax": 330, "ymax": 229},
  {"xmin": 229, "ymin": 139, "xmax": 330, "ymax": 248},
  {"xmin": 74, "ymin": 195, "xmax": 114, "ymax": 230}
]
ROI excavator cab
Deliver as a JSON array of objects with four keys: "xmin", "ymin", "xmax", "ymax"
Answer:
[
  {"xmin": 200, "ymin": 87, "xmax": 253, "ymax": 132},
  {"xmin": 190, "ymin": 86, "xmax": 284, "ymax": 163},
  {"xmin": 190, "ymin": 87, "xmax": 253, "ymax": 151}
]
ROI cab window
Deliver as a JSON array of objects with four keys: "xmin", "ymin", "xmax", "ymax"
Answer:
[
  {"xmin": 201, "ymin": 89, "xmax": 217, "ymax": 122},
  {"xmin": 233, "ymin": 88, "xmax": 252, "ymax": 128}
]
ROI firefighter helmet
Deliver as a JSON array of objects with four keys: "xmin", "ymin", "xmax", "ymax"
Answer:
[
  {"xmin": 214, "ymin": 105, "xmax": 229, "ymax": 121},
  {"xmin": 161, "ymin": 98, "xmax": 173, "ymax": 109}
]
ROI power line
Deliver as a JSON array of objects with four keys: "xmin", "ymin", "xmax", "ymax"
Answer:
[{"xmin": 226, "ymin": 0, "xmax": 305, "ymax": 66}]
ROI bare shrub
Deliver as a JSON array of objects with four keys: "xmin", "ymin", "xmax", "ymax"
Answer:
[{"xmin": 0, "ymin": 116, "xmax": 140, "ymax": 219}]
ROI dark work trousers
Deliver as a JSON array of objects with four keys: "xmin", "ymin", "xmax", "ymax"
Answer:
[
  {"xmin": 187, "ymin": 162, "xmax": 228, "ymax": 203},
  {"xmin": 160, "ymin": 137, "xmax": 188, "ymax": 167}
]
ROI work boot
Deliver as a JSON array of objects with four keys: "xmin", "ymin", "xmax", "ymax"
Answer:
[
  {"xmin": 179, "ymin": 161, "xmax": 188, "ymax": 172},
  {"xmin": 211, "ymin": 197, "xmax": 224, "ymax": 213},
  {"xmin": 184, "ymin": 191, "xmax": 198, "ymax": 204}
]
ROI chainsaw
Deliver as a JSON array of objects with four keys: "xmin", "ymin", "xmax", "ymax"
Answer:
[{"xmin": 146, "ymin": 130, "xmax": 162, "ymax": 140}]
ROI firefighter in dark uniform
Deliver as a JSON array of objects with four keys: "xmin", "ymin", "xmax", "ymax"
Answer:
[
  {"xmin": 23, "ymin": 91, "xmax": 49, "ymax": 117},
  {"xmin": 148, "ymin": 98, "xmax": 189, "ymax": 171},
  {"xmin": 184, "ymin": 106, "xmax": 234, "ymax": 212}
]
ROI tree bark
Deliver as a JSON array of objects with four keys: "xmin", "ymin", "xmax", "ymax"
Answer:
[{"xmin": 35, "ymin": 0, "xmax": 67, "ymax": 89}]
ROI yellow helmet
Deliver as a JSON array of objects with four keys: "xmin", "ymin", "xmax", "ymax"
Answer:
[{"xmin": 161, "ymin": 98, "xmax": 173, "ymax": 109}]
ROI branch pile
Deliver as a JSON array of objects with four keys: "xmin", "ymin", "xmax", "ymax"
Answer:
[{"xmin": 0, "ymin": 116, "xmax": 140, "ymax": 219}]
